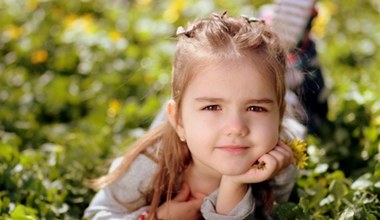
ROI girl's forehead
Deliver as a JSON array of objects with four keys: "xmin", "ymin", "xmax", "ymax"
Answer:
[
  {"xmin": 186, "ymin": 58, "xmax": 277, "ymax": 95},
  {"xmin": 190, "ymin": 57, "xmax": 273, "ymax": 82},
  {"xmin": 193, "ymin": 56, "xmax": 248, "ymax": 70}
]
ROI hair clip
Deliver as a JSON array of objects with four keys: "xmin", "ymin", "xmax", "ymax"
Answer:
[
  {"xmin": 176, "ymin": 26, "xmax": 186, "ymax": 35},
  {"xmin": 242, "ymin": 15, "xmax": 264, "ymax": 23},
  {"xmin": 176, "ymin": 25, "xmax": 195, "ymax": 38},
  {"xmin": 211, "ymin": 10, "xmax": 227, "ymax": 20}
]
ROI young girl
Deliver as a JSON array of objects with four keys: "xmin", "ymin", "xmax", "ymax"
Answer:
[{"xmin": 84, "ymin": 12, "xmax": 299, "ymax": 220}]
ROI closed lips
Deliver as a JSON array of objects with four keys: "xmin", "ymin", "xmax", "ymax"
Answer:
[{"xmin": 216, "ymin": 145, "xmax": 250, "ymax": 154}]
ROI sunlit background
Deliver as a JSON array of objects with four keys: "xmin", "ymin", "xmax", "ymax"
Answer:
[{"xmin": 1, "ymin": 0, "xmax": 379, "ymax": 218}]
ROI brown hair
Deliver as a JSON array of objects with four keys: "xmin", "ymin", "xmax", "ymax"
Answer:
[{"xmin": 91, "ymin": 13, "xmax": 288, "ymax": 219}]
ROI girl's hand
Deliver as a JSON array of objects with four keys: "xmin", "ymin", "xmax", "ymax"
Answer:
[
  {"xmin": 215, "ymin": 141, "xmax": 293, "ymax": 214},
  {"xmin": 156, "ymin": 183, "xmax": 206, "ymax": 220},
  {"xmin": 233, "ymin": 140, "xmax": 294, "ymax": 184}
]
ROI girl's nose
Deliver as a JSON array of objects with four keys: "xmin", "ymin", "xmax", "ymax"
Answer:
[{"xmin": 224, "ymin": 114, "xmax": 249, "ymax": 137}]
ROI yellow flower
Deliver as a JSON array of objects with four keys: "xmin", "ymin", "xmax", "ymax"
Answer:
[
  {"xmin": 109, "ymin": 31, "xmax": 122, "ymax": 42},
  {"xmin": 107, "ymin": 99, "xmax": 121, "ymax": 118},
  {"xmin": 26, "ymin": 0, "xmax": 39, "ymax": 11},
  {"xmin": 251, "ymin": 138, "xmax": 309, "ymax": 170},
  {"xmin": 5, "ymin": 25, "xmax": 23, "ymax": 40},
  {"xmin": 31, "ymin": 49, "xmax": 48, "ymax": 64},
  {"xmin": 312, "ymin": 2, "xmax": 336, "ymax": 38},
  {"xmin": 136, "ymin": 0, "xmax": 152, "ymax": 7},
  {"xmin": 163, "ymin": 0, "xmax": 185, "ymax": 22},
  {"xmin": 63, "ymin": 14, "xmax": 96, "ymax": 33},
  {"xmin": 284, "ymin": 138, "xmax": 309, "ymax": 169}
]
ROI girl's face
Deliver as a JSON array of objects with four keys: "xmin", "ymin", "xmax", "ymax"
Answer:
[{"xmin": 170, "ymin": 57, "xmax": 280, "ymax": 178}]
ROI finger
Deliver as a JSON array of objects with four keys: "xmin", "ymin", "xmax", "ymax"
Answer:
[
  {"xmin": 273, "ymin": 147, "xmax": 295, "ymax": 167},
  {"xmin": 277, "ymin": 140, "xmax": 293, "ymax": 153},
  {"xmin": 271, "ymin": 146, "xmax": 293, "ymax": 164},
  {"xmin": 246, "ymin": 154, "xmax": 278, "ymax": 182},
  {"xmin": 268, "ymin": 148, "xmax": 284, "ymax": 160},
  {"xmin": 276, "ymin": 142, "xmax": 295, "ymax": 164},
  {"xmin": 189, "ymin": 196, "xmax": 205, "ymax": 209},
  {"xmin": 267, "ymin": 150, "xmax": 288, "ymax": 170},
  {"xmin": 192, "ymin": 192, "xmax": 207, "ymax": 200},
  {"xmin": 256, "ymin": 154, "xmax": 278, "ymax": 173},
  {"xmin": 274, "ymin": 142, "xmax": 293, "ymax": 157},
  {"xmin": 274, "ymin": 145, "xmax": 292, "ymax": 156},
  {"xmin": 173, "ymin": 182, "xmax": 190, "ymax": 202}
]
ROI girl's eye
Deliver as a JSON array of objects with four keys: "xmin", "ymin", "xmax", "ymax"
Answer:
[
  {"xmin": 202, "ymin": 105, "xmax": 221, "ymax": 111},
  {"xmin": 247, "ymin": 106, "xmax": 267, "ymax": 112}
]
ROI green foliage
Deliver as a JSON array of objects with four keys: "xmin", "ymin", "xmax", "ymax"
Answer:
[
  {"xmin": 274, "ymin": 168, "xmax": 380, "ymax": 219},
  {"xmin": 1, "ymin": 0, "xmax": 379, "ymax": 219}
]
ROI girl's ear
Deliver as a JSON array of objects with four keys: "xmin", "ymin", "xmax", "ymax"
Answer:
[
  {"xmin": 167, "ymin": 100, "xmax": 177, "ymax": 127},
  {"xmin": 167, "ymin": 100, "xmax": 186, "ymax": 141}
]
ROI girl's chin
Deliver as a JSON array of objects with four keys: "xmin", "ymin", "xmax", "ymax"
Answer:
[{"xmin": 217, "ymin": 166, "xmax": 251, "ymax": 176}]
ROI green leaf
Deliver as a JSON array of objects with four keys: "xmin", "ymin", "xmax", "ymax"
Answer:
[
  {"xmin": 0, "ymin": 143, "xmax": 18, "ymax": 161},
  {"xmin": 10, "ymin": 205, "xmax": 37, "ymax": 220},
  {"xmin": 367, "ymin": 214, "xmax": 378, "ymax": 220}
]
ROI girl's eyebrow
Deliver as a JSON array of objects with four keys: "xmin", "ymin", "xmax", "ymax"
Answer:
[
  {"xmin": 195, "ymin": 97, "xmax": 224, "ymax": 102},
  {"xmin": 246, "ymin": 98, "xmax": 274, "ymax": 104},
  {"xmin": 194, "ymin": 97, "xmax": 274, "ymax": 104}
]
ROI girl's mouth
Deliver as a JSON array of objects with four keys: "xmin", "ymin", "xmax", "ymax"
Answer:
[{"xmin": 216, "ymin": 146, "xmax": 249, "ymax": 154}]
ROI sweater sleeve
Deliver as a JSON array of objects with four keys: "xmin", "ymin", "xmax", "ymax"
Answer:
[
  {"xmin": 84, "ymin": 155, "xmax": 158, "ymax": 220},
  {"xmin": 200, "ymin": 187, "xmax": 255, "ymax": 220},
  {"xmin": 270, "ymin": 164, "xmax": 298, "ymax": 203},
  {"xmin": 200, "ymin": 164, "xmax": 297, "ymax": 220}
]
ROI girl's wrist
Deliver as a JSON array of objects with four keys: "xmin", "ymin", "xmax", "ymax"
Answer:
[
  {"xmin": 216, "ymin": 177, "xmax": 248, "ymax": 214},
  {"xmin": 220, "ymin": 175, "xmax": 247, "ymax": 191}
]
